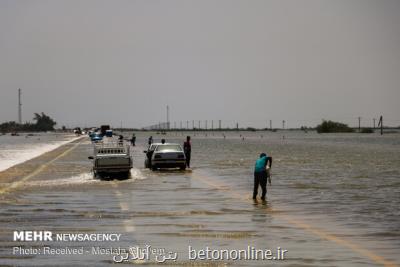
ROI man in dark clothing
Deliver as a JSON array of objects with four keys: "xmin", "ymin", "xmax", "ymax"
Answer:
[
  {"xmin": 253, "ymin": 153, "xmax": 272, "ymax": 201},
  {"xmin": 148, "ymin": 136, "xmax": 153, "ymax": 146},
  {"xmin": 183, "ymin": 136, "xmax": 191, "ymax": 168},
  {"xmin": 131, "ymin": 133, "xmax": 136, "ymax": 146}
]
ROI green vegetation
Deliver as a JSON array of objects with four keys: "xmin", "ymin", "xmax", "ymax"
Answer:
[
  {"xmin": 361, "ymin": 128, "xmax": 374, "ymax": 133},
  {"xmin": 32, "ymin": 112, "xmax": 57, "ymax": 131},
  {"xmin": 0, "ymin": 112, "xmax": 57, "ymax": 133},
  {"xmin": 246, "ymin": 127, "xmax": 257, "ymax": 132},
  {"xmin": 300, "ymin": 126, "xmax": 311, "ymax": 132},
  {"xmin": 316, "ymin": 120, "xmax": 354, "ymax": 133}
]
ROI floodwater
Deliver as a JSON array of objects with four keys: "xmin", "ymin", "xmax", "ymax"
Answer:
[
  {"xmin": 0, "ymin": 131, "xmax": 399, "ymax": 266},
  {"xmin": 0, "ymin": 133, "xmax": 79, "ymax": 172}
]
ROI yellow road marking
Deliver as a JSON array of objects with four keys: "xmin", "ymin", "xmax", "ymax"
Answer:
[
  {"xmin": 192, "ymin": 172, "xmax": 399, "ymax": 267},
  {"xmin": 0, "ymin": 138, "xmax": 83, "ymax": 195},
  {"xmin": 280, "ymin": 216, "xmax": 398, "ymax": 267},
  {"xmin": 111, "ymin": 182, "xmax": 136, "ymax": 232}
]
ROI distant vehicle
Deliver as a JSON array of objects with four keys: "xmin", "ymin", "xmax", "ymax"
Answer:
[
  {"xmin": 105, "ymin": 129, "xmax": 113, "ymax": 137},
  {"xmin": 100, "ymin": 125, "xmax": 110, "ymax": 136},
  {"xmin": 145, "ymin": 143, "xmax": 186, "ymax": 171},
  {"xmin": 90, "ymin": 132, "xmax": 103, "ymax": 142},
  {"xmin": 73, "ymin": 127, "xmax": 82, "ymax": 135},
  {"xmin": 88, "ymin": 141, "xmax": 132, "ymax": 178}
]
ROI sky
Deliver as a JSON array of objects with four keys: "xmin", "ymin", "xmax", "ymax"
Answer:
[{"xmin": 0, "ymin": 0, "xmax": 399, "ymax": 129}]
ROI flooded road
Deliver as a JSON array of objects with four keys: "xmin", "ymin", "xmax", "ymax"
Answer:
[{"xmin": 0, "ymin": 131, "xmax": 399, "ymax": 266}]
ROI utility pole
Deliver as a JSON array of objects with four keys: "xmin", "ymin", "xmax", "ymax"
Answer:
[
  {"xmin": 236, "ymin": 122, "xmax": 239, "ymax": 130},
  {"xmin": 282, "ymin": 120, "xmax": 285, "ymax": 129},
  {"xmin": 180, "ymin": 121, "xmax": 182, "ymax": 129},
  {"xmin": 198, "ymin": 120, "xmax": 201, "ymax": 130},
  {"xmin": 358, "ymin": 117, "xmax": 361, "ymax": 132},
  {"xmin": 192, "ymin": 120, "xmax": 194, "ymax": 130},
  {"xmin": 378, "ymin": 116, "xmax": 383, "ymax": 135},
  {"xmin": 373, "ymin": 118, "xmax": 376, "ymax": 129},
  {"xmin": 186, "ymin": 121, "xmax": 189, "ymax": 129},
  {"xmin": 174, "ymin": 122, "xmax": 176, "ymax": 129},
  {"xmin": 211, "ymin": 120, "xmax": 214, "ymax": 130},
  {"xmin": 166, "ymin": 105, "xmax": 170, "ymax": 130},
  {"xmin": 270, "ymin": 120, "xmax": 272, "ymax": 130},
  {"xmin": 18, "ymin": 88, "xmax": 22, "ymax": 124},
  {"xmin": 219, "ymin": 120, "xmax": 222, "ymax": 130},
  {"xmin": 205, "ymin": 120, "xmax": 207, "ymax": 130}
]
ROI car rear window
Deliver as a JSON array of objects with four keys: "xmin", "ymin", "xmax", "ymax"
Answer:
[{"xmin": 156, "ymin": 145, "xmax": 182, "ymax": 152}]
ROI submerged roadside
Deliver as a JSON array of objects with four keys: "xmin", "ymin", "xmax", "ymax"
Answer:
[{"xmin": 0, "ymin": 136, "xmax": 85, "ymax": 199}]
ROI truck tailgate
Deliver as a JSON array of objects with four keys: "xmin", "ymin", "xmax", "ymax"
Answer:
[{"xmin": 95, "ymin": 156, "xmax": 131, "ymax": 167}]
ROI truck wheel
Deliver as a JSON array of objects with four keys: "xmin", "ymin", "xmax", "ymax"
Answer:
[
  {"xmin": 151, "ymin": 166, "xmax": 157, "ymax": 171},
  {"xmin": 180, "ymin": 165, "xmax": 186, "ymax": 171}
]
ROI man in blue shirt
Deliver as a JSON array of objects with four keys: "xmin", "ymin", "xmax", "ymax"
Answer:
[{"xmin": 253, "ymin": 153, "xmax": 272, "ymax": 201}]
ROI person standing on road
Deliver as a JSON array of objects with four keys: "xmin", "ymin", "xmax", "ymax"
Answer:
[
  {"xmin": 253, "ymin": 153, "xmax": 272, "ymax": 201},
  {"xmin": 131, "ymin": 133, "xmax": 136, "ymax": 146},
  {"xmin": 148, "ymin": 136, "xmax": 153, "ymax": 146},
  {"xmin": 183, "ymin": 136, "xmax": 191, "ymax": 168}
]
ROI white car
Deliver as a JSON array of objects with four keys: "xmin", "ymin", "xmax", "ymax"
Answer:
[{"xmin": 146, "ymin": 143, "xmax": 186, "ymax": 171}]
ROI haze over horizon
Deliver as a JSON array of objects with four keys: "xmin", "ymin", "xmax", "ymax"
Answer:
[{"xmin": 1, "ymin": 0, "xmax": 399, "ymax": 128}]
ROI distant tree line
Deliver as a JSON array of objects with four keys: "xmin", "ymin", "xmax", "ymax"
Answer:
[
  {"xmin": 0, "ymin": 112, "xmax": 56, "ymax": 133},
  {"xmin": 316, "ymin": 120, "xmax": 354, "ymax": 133}
]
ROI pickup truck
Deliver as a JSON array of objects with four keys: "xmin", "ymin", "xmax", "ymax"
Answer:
[{"xmin": 88, "ymin": 141, "xmax": 132, "ymax": 178}]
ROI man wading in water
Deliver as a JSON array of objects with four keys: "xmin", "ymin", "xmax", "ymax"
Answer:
[
  {"xmin": 183, "ymin": 136, "xmax": 192, "ymax": 168},
  {"xmin": 253, "ymin": 153, "xmax": 272, "ymax": 201},
  {"xmin": 183, "ymin": 136, "xmax": 191, "ymax": 168}
]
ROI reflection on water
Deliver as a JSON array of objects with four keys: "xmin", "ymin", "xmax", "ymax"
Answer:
[{"xmin": 0, "ymin": 131, "xmax": 399, "ymax": 266}]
